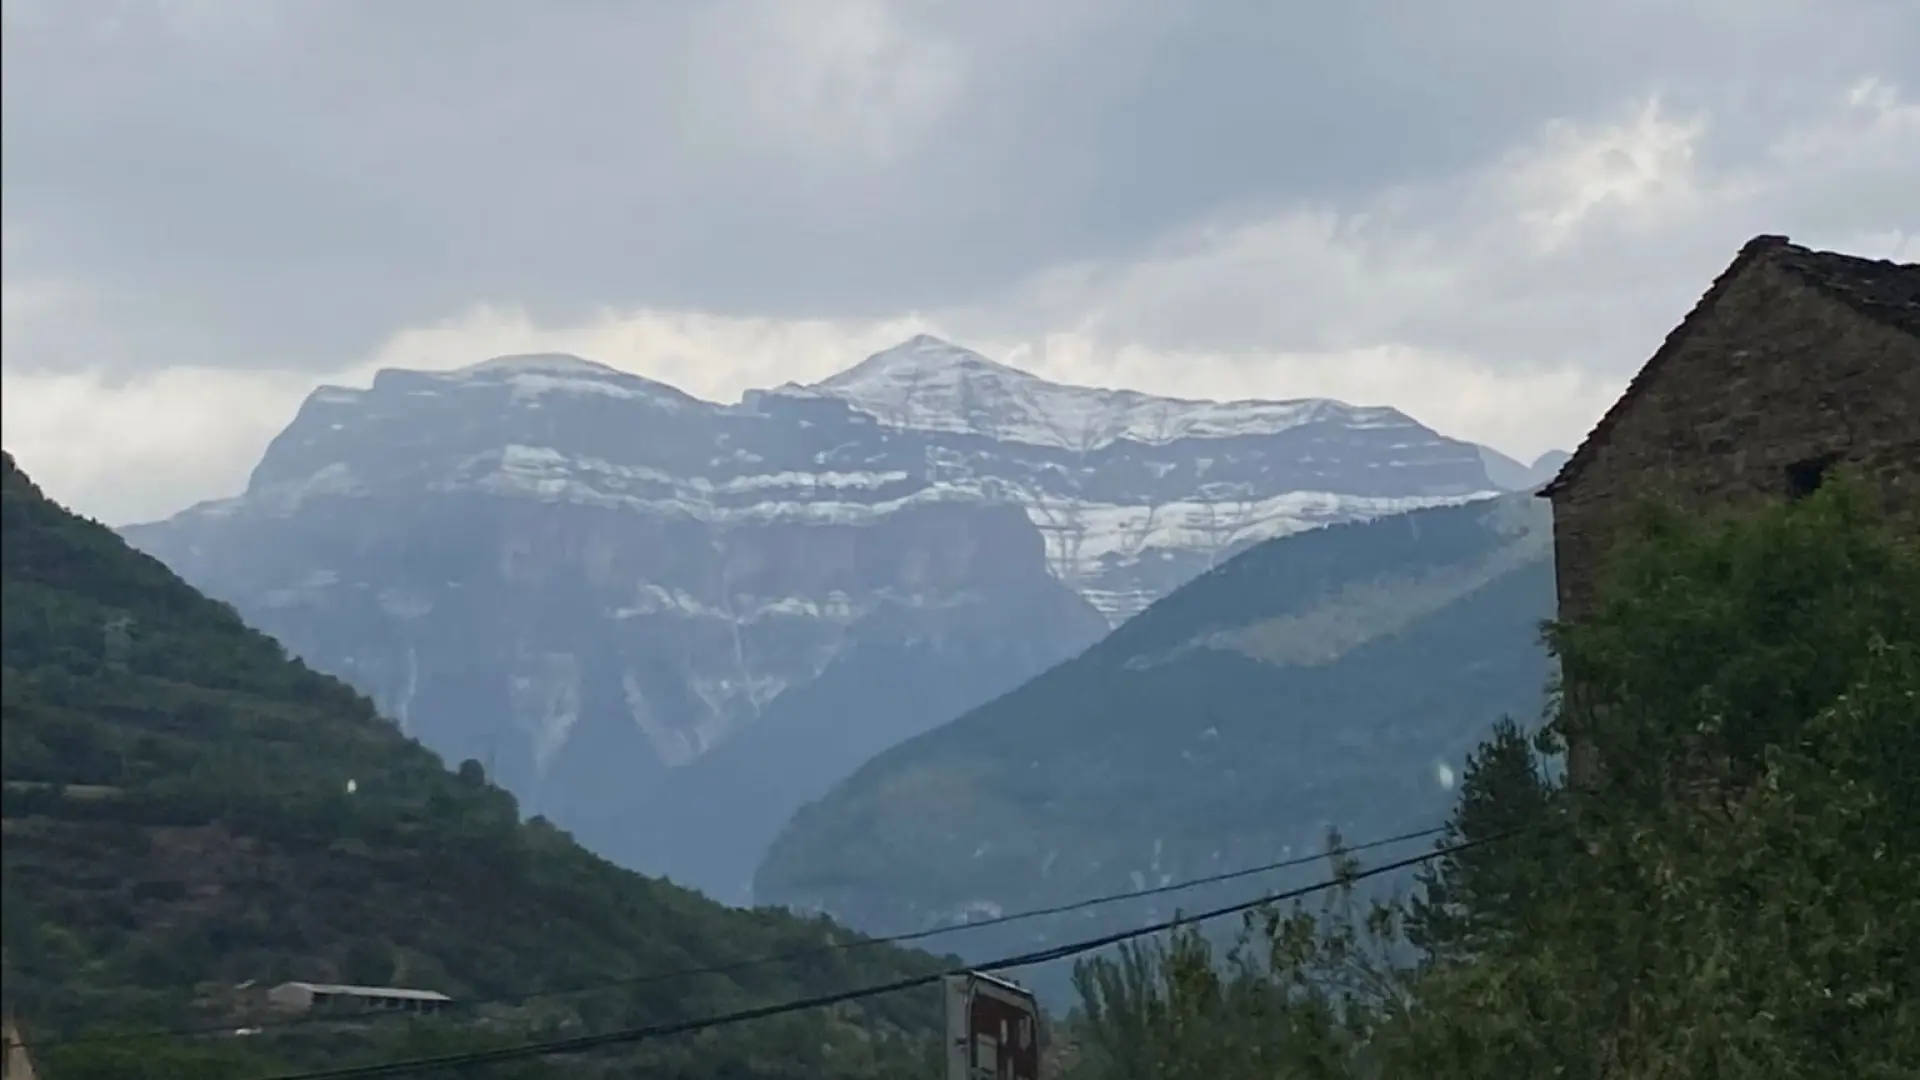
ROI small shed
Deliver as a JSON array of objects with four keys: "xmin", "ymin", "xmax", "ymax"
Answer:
[{"xmin": 267, "ymin": 981, "xmax": 453, "ymax": 1016}]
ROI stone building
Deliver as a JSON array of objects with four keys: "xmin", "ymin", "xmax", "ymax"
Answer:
[{"xmin": 1539, "ymin": 234, "xmax": 1919, "ymax": 780}]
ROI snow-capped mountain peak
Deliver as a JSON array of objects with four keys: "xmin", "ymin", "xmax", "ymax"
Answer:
[
  {"xmin": 455, "ymin": 352, "xmax": 623, "ymax": 377},
  {"xmin": 772, "ymin": 334, "xmax": 1035, "ymax": 426},
  {"xmin": 811, "ymin": 334, "xmax": 1028, "ymax": 393},
  {"xmin": 784, "ymin": 335, "xmax": 1423, "ymax": 454},
  {"xmin": 363, "ymin": 351, "xmax": 700, "ymax": 410}
]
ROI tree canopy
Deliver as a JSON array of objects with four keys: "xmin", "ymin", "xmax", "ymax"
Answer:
[{"xmin": 1057, "ymin": 474, "xmax": 1920, "ymax": 1079}]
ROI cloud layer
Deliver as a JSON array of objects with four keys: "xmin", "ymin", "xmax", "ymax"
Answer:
[{"xmin": 3, "ymin": 0, "xmax": 1916, "ymax": 524}]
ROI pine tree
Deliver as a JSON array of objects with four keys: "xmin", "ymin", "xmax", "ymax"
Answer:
[{"xmin": 1404, "ymin": 717, "xmax": 1559, "ymax": 965}]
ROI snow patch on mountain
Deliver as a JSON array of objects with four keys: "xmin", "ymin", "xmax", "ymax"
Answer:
[
  {"xmin": 404, "ymin": 441, "xmax": 1494, "ymax": 621},
  {"xmin": 1026, "ymin": 488, "xmax": 1498, "ymax": 617},
  {"xmin": 508, "ymin": 650, "xmax": 584, "ymax": 775},
  {"xmin": 168, "ymin": 337, "xmax": 1512, "ymax": 629}
]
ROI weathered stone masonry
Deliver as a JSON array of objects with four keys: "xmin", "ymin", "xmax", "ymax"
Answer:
[{"xmin": 1538, "ymin": 234, "xmax": 1920, "ymax": 781}]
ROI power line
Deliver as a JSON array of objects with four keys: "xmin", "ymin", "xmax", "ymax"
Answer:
[
  {"xmin": 263, "ymin": 831, "xmax": 1502, "ymax": 1080},
  {"xmin": 17, "ymin": 822, "xmax": 1447, "ymax": 1051},
  {"xmin": 257, "ymin": 828, "xmax": 1521, "ymax": 1080},
  {"xmin": 19, "ymin": 824, "xmax": 1446, "ymax": 1048}
]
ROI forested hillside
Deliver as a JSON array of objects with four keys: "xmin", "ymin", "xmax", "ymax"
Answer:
[
  {"xmin": 1054, "ymin": 475, "xmax": 1920, "ymax": 1078},
  {"xmin": 757, "ymin": 495, "xmax": 1557, "ymax": 972},
  {"xmin": 0, "ymin": 451, "xmax": 947, "ymax": 1079}
]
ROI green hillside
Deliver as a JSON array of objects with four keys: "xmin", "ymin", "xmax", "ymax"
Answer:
[
  {"xmin": 0, "ymin": 452, "xmax": 945, "ymax": 1079},
  {"xmin": 754, "ymin": 495, "xmax": 1558, "ymax": 971},
  {"xmin": 1051, "ymin": 473, "xmax": 1920, "ymax": 1078}
]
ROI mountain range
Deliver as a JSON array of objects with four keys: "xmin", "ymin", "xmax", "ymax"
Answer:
[{"xmin": 121, "ymin": 335, "xmax": 1550, "ymax": 902}]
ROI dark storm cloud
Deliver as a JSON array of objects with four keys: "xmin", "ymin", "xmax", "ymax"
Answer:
[{"xmin": 2, "ymin": 0, "xmax": 1915, "ymax": 374}]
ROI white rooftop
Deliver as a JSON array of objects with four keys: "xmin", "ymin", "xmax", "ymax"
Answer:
[{"xmin": 281, "ymin": 981, "xmax": 452, "ymax": 1002}]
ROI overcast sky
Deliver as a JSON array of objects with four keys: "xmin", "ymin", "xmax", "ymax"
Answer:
[{"xmin": 4, "ymin": 0, "xmax": 1916, "ymax": 525}]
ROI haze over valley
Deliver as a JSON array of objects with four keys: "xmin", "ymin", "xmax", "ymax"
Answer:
[{"xmin": 5, "ymin": 2, "xmax": 1915, "ymax": 1076}]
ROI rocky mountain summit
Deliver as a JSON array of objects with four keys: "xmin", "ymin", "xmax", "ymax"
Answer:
[
  {"xmin": 769, "ymin": 335, "xmax": 1508, "ymax": 621},
  {"xmin": 123, "ymin": 335, "xmax": 1518, "ymax": 902}
]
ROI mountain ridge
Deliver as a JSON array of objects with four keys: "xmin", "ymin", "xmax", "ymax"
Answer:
[{"xmin": 769, "ymin": 334, "xmax": 1420, "ymax": 455}]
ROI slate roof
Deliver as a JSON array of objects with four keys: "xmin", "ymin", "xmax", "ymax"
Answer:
[
  {"xmin": 1771, "ymin": 241, "xmax": 1920, "ymax": 339},
  {"xmin": 1539, "ymin": 235, "xmax": 1919, "ymax": 498}
]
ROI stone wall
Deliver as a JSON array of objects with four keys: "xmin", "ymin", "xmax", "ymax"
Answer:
[
  {"xmin": 1544, "ymin": 252, "xmax": 1918, "ymax": 785},
  {"xmin": 1548, "ymin": 255, "xmax": 1920, "ymax": 626}
]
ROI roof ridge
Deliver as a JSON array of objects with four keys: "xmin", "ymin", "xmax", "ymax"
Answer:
[
  {"xmin": 1537, "ymin": 235, "xmax": 1780, "ymax": 497},
  {"xmin": 1540, "ymin": 234, "xmax": 1919, "ymax": 499},
  {"xmin": 1768, "ymin": 242, "xmax": 1920, "ymax": 339}
]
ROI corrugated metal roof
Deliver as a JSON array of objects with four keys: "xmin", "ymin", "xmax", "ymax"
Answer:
[{"xmin": 281, "ymin": 981, "xmax": 453, "ymax": 1002}]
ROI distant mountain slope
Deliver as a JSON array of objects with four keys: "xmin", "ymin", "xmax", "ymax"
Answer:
[
  {"xmin": 0, "ymin": 451, "xmax": 943, "ymax": 1078},
  {"xmin": 120, "ymin": 336, "xmax": 1499, "ymax": 903},
  {"xmin": 1476, "ymin": 447, "xmax": 1572, "ymax": 492},
  {"xmin": 754, "ymin": 495, "xmax": 1559, "ymax": 966}
]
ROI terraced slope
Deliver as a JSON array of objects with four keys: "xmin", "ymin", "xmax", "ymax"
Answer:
[{"xmin": 0, "ymin": 451, "xmax": 944, "ymax": 1079}]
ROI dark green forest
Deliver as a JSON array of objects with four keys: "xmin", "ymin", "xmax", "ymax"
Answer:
[
  {"xmin": 1053, "ymin": 474, "xmax": 1920, "ymax": 1077},
  {"xmin": 0, "ymin": 451, "xmax": 948, "ymax": 1079}
]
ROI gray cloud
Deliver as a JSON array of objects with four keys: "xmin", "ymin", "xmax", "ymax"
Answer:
[
  {"xmin": 5, "ymin": 0, "xmax": 1912, "ymax": 377},
  {"xmin": 2, "ymin": 0, "xmax": 1917, "ymax": 525}
]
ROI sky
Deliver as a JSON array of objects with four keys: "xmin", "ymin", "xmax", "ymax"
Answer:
[{"xmin": 3, "ymin": 0, "xmax": 1916, "ymax": 526}]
